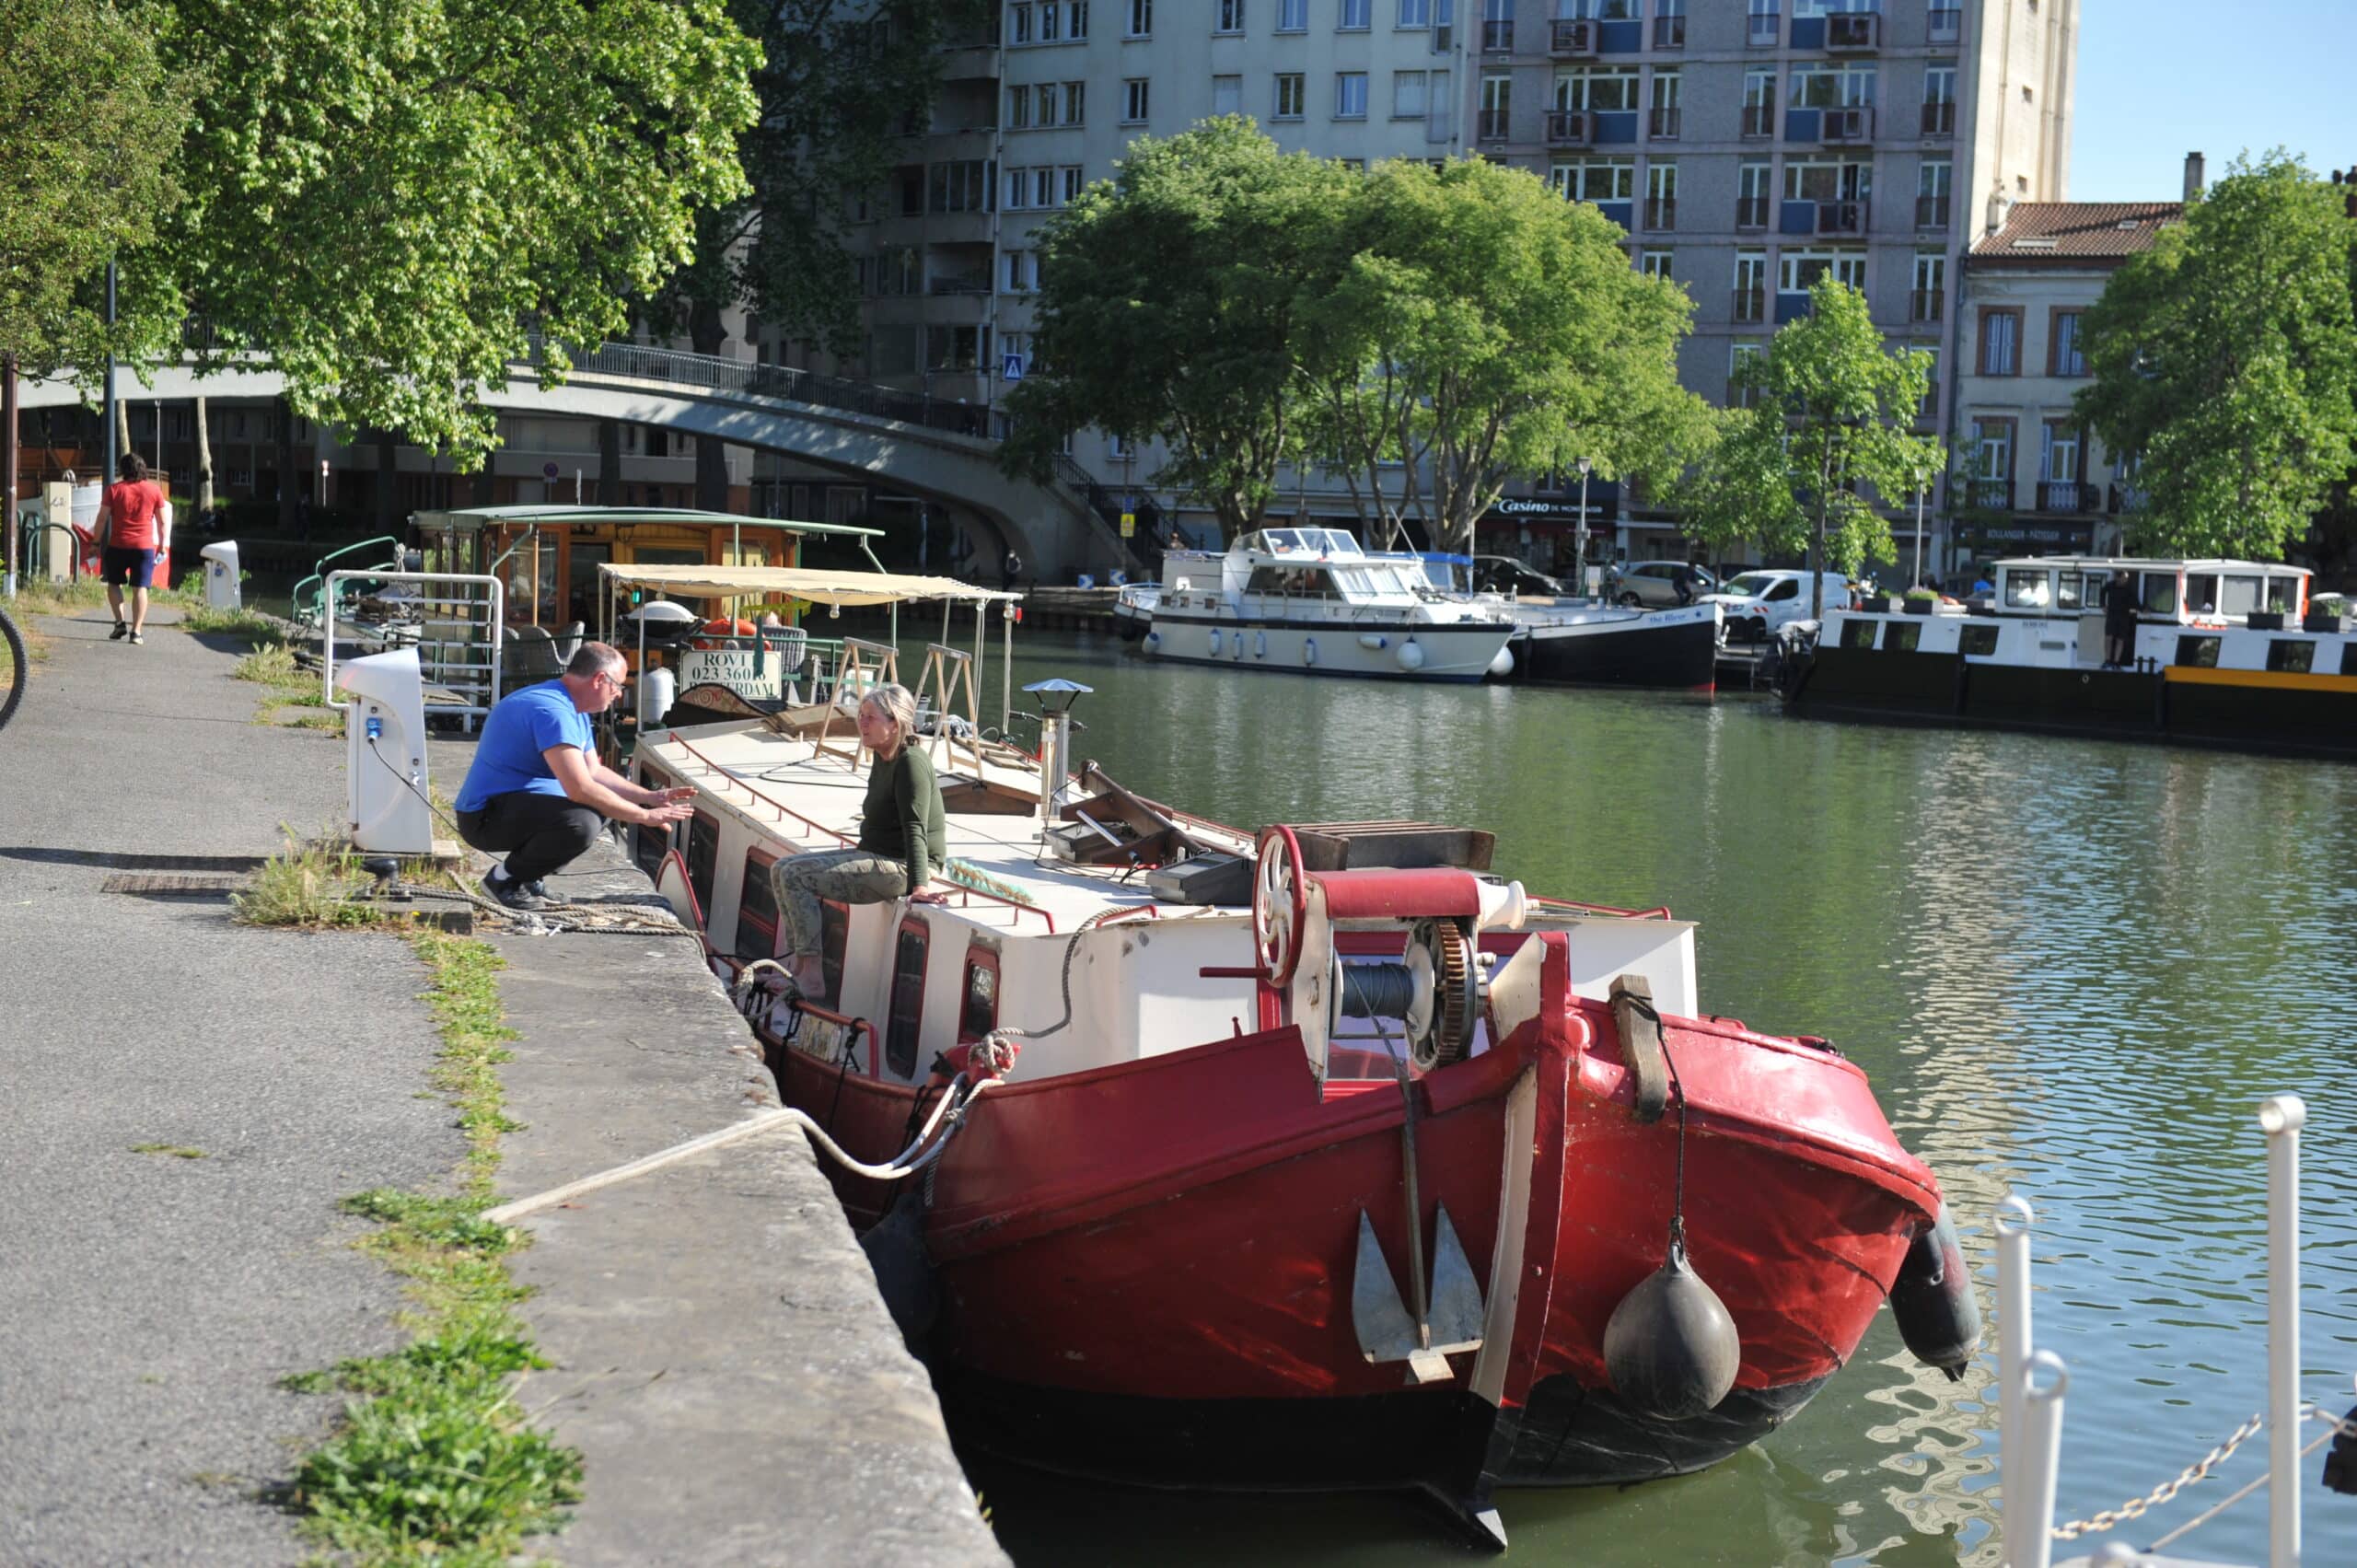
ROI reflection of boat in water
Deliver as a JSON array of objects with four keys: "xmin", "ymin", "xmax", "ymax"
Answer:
[
  {"xmin": 632, "ymin": 637, "xmax": 1978, "ymax": 1545},
  {"xmin": 1786, "ymin": 555, "xmax": 2357, "ymax": 757},
  {"xmin": 1137, "ymin": 528, "xmax": 1516, "ymax": 681}
]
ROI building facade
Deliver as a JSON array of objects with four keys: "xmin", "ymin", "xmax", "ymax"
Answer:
[{"xmin": 764, "ymin": 0, "xmax": 2078, "ymax": 572}]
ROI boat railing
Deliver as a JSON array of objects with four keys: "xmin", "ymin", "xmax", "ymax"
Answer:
[
  {"xmin": 711, "ymin": 950, "xmax": 884, "ymax": 1074},
  {"xmin": 1528, "ymin": 894, "xmax": 1674, "ymax": 921}
]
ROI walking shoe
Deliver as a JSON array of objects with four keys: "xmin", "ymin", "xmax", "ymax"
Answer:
[
  {"xmin": 128, "ymin": 632, "xmax": 144, "ymax": 645},
  {"xmin": 521, "ymin": 879, "xmax": 552, "ymax": 904},
  {"xmin": 110, "ymin": 621, "xmax": 128, "ymax": 640},
  {"xmin": 480, "ymin": 869, "xmax": 552, "ymax": 912}
]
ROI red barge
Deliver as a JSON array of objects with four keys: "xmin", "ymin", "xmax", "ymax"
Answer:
[{"xmin": 621, "ymin": 600, "xmax": 1975, "ymax": 1547}]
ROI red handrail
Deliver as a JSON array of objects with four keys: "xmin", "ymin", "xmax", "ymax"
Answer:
[{"xmin": 1528, "ymin": 894, "xmax": 1675, "ymax": 921}]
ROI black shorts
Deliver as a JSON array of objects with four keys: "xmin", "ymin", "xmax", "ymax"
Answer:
[{"xmin": 101, "ymin": 547, "xmax": 157, "ymax": 588}]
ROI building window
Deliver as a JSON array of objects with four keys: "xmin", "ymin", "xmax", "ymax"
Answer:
[
  {"xmin": 1783, "ymin": 157, "xmax": 1870, "ymax": 203},
  {"xmin": 1649, "ymin": 68, "xmax": 1682, "ymax": 139},
  {"xmin": 928, "ymin": 159, "xmax": 993, "ymax": 214},
  {"xmin": 1911, "ymin": 251, "xmax": 1945, "ymax": 321},
  {"xmin": 1216, "ymin": 0, "xmax": 1244, "ymax": 32},
  {"xmin": 1122, "ymin": 77, "xmax": 1150, "ymax": 122},
  {"xmin": 1644, "ymin": 161, "xmax": 1677, "ymax": 229},
  {"xmin": 1639, "ymin": 249, "xmax": 1673, "ymax": 279},
  {"xmin": 1917, "ymin": 159, "xmax": 1952, "ymax": 228},
  {"xmin": 1789, "ymin": 64, "xmax": 1876, "ymax": 110},
  {"xmin": 1275, "ymin": 72, "xmax": 1306, "ymax": 119},
  {"xmin": 1916, "ymin": 345, "xmax": 1940, "ymax": 419},
  {"xmin": 2041, "ymin": 421, "xmax": 2083, "ymax": 488},
  {"xmin": 1733, "ymin": 250, "xmax": 1768, "ymax": 320},
  {"xmin": 1393, "ymin": 70, "xmax": 1429, "ymax": 118},
  {"xmin": 1979, "ymin": 308, "xmax": 2022, "ymax": 377},
  {"xmin": 1213, "ymin": 74, "xmax": 1243, "ymax": 114},
  {"xmin": 1335, "ymin": 71, "xmax": 1369, "ymax": 118},
  {"xmin": 1128, "ymin": 0, "xmax": 1152, "ymax": 35},
  {"xmin": 1009, "ymin": 2, "xmax": 1034, "ymax": 44},
  {"xmin": 1747, "ymin": 0, "xmax": 1780, "ymax": 46},
  {"xmin": 1005, "ymin": 85, "xmax": 1033, "ymax": 129},
  {"xmin": 1550, "ymin": 157, "xmax": 1634, "ymax": 202},
  {"xmin": 1067, "ymin": 2, "xmax": 1090, "ymax": 39},
  {"xmin": 1340, "ymin": 0, "xmax": 1372, "ymax": 27},
  {"xmin": 1004, "ymin": 250, "xmax": 1036, "ymax": 292},
  {"xmin": 1279, "ymin": 0, "xmax": 1308, "ymax": 28},
  {"xmin": 927, "ymin": 322, "xmax": 992, "ymax": 372},
  {"xmin": 1062, "ymin": 164, "xmax": 1085, "ymax": 203},
  {"xmin": 1480, "ymin": 73, "xmax": 1511, "ymax": 140},
  {"xmin": 1970, "ymin": 417, "xmax": 2015, "ymax": 506},
  {"xmin": 1779, "ymin": 249, "xmax": 1866, "ymax": 292},
  {"xmin": 1556, "ymin": 65, "xmax": 1641, "ymax": 113},
  {"xmin": 1039, "ymin": 1, "xmax": 1062, "ymax": 41},
  {"xmin": 1729, "ymin": 341, "xmax": 1765, "ymax": 407},
  {"xmin": 1922, "ymin": 64, "xmax": 1956, "ymax": 135},
  {"xmin": 1655, "ymin": 0, "xmax": 1686, "ymax": 46},
  {"xmin": 1001, "ymin": 331, "xmax": 1030, "ymax": 377},
  {"xmin": 1741, "ymin": 66, "xmax": 1776, "ymax": 136},
  {"xmin": 1736, "ymin": 160, "xmax": 1771, "ymax": 226},
  {"xmin": 2050, "ymin": 310, "xmax": 2086, "ymax": 377},
  {"xmin": 1399, "ymin": 0, "xmax": 1433, "ymax": 22}
]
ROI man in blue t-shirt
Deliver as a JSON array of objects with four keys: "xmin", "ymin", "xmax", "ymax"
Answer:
[{"xmin": 455, "ymin": 642, "xmax": 694, "ymax": 910}]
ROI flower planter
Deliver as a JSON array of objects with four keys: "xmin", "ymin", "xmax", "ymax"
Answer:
[
  {"xmin": 2247, "ymin": 611, "xmax": 2284, "ymax": 631},
  {"xmin": 1903, "ymin": 598, "xmax": 1935, "ymax": 615},
  {"xmin": 2302, "ymin": 611, "xmax": 2343, "ymax": 633},
  {"xmin": 1862, "ymin": 596, "xmax": 1893, "ymax": 614}
]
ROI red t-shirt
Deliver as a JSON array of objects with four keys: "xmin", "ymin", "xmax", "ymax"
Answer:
[{"xmin": 103, "ymin": 481, "xmax": 166, "ymax": 551}]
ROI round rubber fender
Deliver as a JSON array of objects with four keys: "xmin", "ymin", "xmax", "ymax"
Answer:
[{"xmin": 1889, "ymin": 1202, "xmax": 1981, "ymax": 1379}]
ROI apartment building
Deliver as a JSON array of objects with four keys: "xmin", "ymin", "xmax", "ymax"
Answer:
[
  {"xmin": 1948, "ymin": 196, "xmax": 2178, "ymax": 575},
  {"xmin": 761, "ymin": 0, "xmax": 2076, "ymax": 570}
]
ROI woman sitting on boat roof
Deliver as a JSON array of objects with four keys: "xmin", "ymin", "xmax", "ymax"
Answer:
[{"xmin": 770, "ymin": 683, "xmax": 946, "ymax": 996}]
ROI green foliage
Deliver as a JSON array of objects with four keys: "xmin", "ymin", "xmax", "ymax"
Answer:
[
  {"xmin": 0, "ymin": 0, "xmax": 188, "ymax": 379},
  {"xmin": 1666, "ymin": 405, "xmax": 1806, "ymax": 562},
  {"xmin": 229, "ymin": 642, "xmax": 301, "ymax": 683},
  {"xmin": 134, "ymin": 0, "xmax": 761, "ymax": 465},
  {"xmin": 1736, "ymin": 280, "xmax": 1941, "ymax": 614},
  {"xmin": 2075, "ymin": 153, "xmax": 2357, "ymax": 561},
  {"xmin": 232, "ymin": 831, "xmax": 383, "ymax": 928},
  {"xmin": 129, "ymin": 1143, "xmax": 208, "ymax": 1159}
]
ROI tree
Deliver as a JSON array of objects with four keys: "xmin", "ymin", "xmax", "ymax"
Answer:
[
  {"xmin": 2075, "ymin": 153, "xmax": 2357, "ymax": 561},
  {"xmin": 1666, "ymin": 404, "xmax": 1806, "ymax": 564},
  {"xmin": 1737, "ymin": 279, "xmax": 1941, "ymax": 618},
  {"xmin": 0, "ymin": 0, "xmax": 186, "ymax": 380},
  {"xmin": 1298, "ymin": 157, "xmax": 1700, "ymax": 556},
  {"xmin": 140, "ymin": 0, "xmax": 761, "ymax": 470},
  {"xmin": 1001, "ymin": 118, "xmax": 1356, "ymax": 541}
]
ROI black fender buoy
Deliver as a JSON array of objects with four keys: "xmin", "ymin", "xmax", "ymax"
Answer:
[
  {"xmin": 1889, "ymin": 1201, "xmax": 1981, "ymax": 1380},
  {"xmin": 859, "ymin": 1192, "xmax": 938, "ymax": 1355},
  {"xmin": 1602, "ymin": 1238, "xmax": 1741, "ymax": 1420}
]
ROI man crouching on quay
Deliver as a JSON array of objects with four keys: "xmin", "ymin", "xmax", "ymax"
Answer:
[{"xmin": 455, "ymin": 642, "xmax": 694, "ymax": 911}]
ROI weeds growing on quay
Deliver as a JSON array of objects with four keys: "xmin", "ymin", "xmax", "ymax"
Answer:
[{"xmin": 232, "ymin": 832, "xmax": 385, "ymax": 929}]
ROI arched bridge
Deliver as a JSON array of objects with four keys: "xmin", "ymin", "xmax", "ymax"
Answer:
[{"xmin": 16, "ymin": 342, "xmax": 1155, "ymax": 575}]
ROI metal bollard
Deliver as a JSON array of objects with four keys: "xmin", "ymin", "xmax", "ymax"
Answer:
[
  {"xmin": 1996, "ymin": 1194, "xmax": 2037, "ymax": 1564},
  {"xmin": 2259, "ymin": 1094, "xmax": 2305, "ymax": 1568},
  {"xmin": 2014, "ymin": 1349, "xmax": 2070, "ymax": 1568}
]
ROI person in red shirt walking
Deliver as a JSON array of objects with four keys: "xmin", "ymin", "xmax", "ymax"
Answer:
[{"xmin": 96, "ymin": 454, "xmax": 170, "ymax": 645}]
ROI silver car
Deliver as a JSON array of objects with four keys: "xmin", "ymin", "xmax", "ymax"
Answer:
[{"xmin": 1609, "ymin": 561, "xmax": 1717, "ymax": 609}]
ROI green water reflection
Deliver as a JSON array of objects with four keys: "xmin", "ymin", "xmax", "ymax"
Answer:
[{"xmin": 963, "ymin": 632, "xmax": 2357, "ymax": 1568}]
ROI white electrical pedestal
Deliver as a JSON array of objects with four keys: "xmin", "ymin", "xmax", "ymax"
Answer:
[
  {"xmin": 336, "ymin": 647, "xmax": 433, "ymax": 854},
  {"xmin": 200, "ymin": 541, "xmax": 241, "ymax": 610}
]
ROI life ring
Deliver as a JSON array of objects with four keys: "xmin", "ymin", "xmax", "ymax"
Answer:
[{"xmin": 692, "ymin": 616, "xmax": 756, "ymax": 650}]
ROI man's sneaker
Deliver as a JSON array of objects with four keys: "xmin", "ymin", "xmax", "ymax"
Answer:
[
  {"xmin": 127, "ymin": 632, "xmax": 144, "ymax": 645},
  {"xmin": 481, "ymin": 870, "xmax": 552, "ymax": 912},
  {"xmin": 110, "ymin": 622, "xmax": 128, "ymax": 640},
  {"xmin": 521, "ymin": 879, "xmax": 552, "ymax": 904}
]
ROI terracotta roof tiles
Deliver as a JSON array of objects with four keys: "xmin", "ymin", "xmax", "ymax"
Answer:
[{"xmin": 1968, "ymin": 202, "xmax": 2182, "ymax": 265}]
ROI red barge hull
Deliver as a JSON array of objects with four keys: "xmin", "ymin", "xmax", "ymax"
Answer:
[{"xmin": 765, "ymin": 930, "xmax": 1942, "ymax": 1514}]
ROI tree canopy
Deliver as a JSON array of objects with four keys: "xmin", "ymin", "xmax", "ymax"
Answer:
[
  {"xmin": 2074, "ymin": 153, "xmax": 2357, "ymax": 561},
  {"xmin": 1002, "ymin": 121, "xmax": 1701, "ymax": 550}
]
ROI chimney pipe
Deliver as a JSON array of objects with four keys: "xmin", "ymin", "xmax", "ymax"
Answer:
[{"xmin": 2184, "ymin": 152, "xmax": 2206, "ymax": 202}]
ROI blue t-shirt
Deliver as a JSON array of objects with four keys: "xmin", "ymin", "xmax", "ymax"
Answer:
[{"xmin": 456, "ymin": 679, "xmax": 594, "ymax": 812}]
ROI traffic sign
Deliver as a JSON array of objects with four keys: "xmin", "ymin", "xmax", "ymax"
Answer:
[
  {"xmin": 542, "ymin": 461, "xmax": 560, "ymax": 480},
  {"xmin": 1002, "ymin": 354, "xmax": 1026, "ymax": 381},
  {"xmin": 1120, "ymin": 512, "xmax": 1135, "ymax": 538}
]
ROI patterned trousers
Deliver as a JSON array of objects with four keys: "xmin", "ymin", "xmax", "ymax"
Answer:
[{"xmin": 769, "ymin": 846, "xmax": 909, "ymax": 958}]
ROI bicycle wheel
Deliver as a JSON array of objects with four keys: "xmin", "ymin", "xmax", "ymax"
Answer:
[{"xmin": 0, "ymin": 607, "xmax": 25, "ymax": 734}]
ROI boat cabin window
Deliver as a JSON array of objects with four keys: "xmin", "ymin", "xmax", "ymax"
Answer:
[
  {"xmin": 819, "ymin": 901, "xmax": 850, "ymax": 1006},
  {"xmin": 735, "ymin": 852, "xmax": 780, "ymax": 961},
  {"xmin": 884, "ymin": 918, "xmax": 929, "ymax": 1079},
  {"xmin": 958, "ymin": 946, "xmax": 1000, "ymax": 1043},
  {"xmin": 2175, "ymin": 634, "xmax": 2221, "ymax": 669},
  {"xmin": 1959, "ymin": 622, "xmax": 2000, "ymax": 656},
  {"xmin": 2219, "ymin": 575, "xmax": 2262, "ymax": 619},
  {"xmin": 2183, "ymin": 574, "xmax": 2219, "ymax": 615},
  {"xmin": 2055, "ymin": 573, "xmax": 2085, "ymax": 611},
  {"xmin": 686, "ymin": 813, "xmax": 721, "ymax": 917},
  {"xmin": 2139, "ymin": 572, "xmax": 2179, "ymax": 615},
  {"xmin": 2267, "ymin": 639, "xmax": 2316, "ymax": 674},
  {"xmin": 2266, "ymin": 575, "xmax": 2301, "ymax": 613},
  {"xmin": 1840, "ymin": 618, "xmax": 1879, "ymax": 650},
  {"xmin": 1883, "ymin": 620, "xmax": 1922, "ymax": 653},
  {"xmin": 2003, "ymin": 571, "xmax": 2053, "ymax": 610},
  {"xmin": 1246, "ymin": 565, "xmax": 1337, "ymax": 598}
]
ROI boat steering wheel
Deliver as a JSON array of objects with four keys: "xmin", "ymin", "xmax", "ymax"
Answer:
[{"xmin": 1252, "ymin": 825, "xmax": 1307, "ymax": 988}]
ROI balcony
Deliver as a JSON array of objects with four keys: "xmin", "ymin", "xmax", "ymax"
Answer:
[
  {"xmin": 2108, "ymin": 482, "xmax": 2150, "ymax": 514},
  {"xmin": 1928, "ymin": 6, "xmax": 1961, "ymax": 41},
  {"xmin": 1544, "ymin": 109, "xmax": 1592, "ymax": 146},
  {"xmin": 1915, "ymin": 194, "xmax": 1952, "ymax": 229},
  {"xmin": 1921, "ymin": 100, "xmax": 1955, "ymax": 136},
  {"xmin": 1654, "ymin": 14, "xmax": 1685, "ymax": 48},
  {"xmin": 1736, "ymin": 195, "xmax": 1770, "ymax": 229},
  {"xmin": 1910, "ymin": 287, "xmax": 1945, "ymax": 322},
  {"xmin": 1825, "ymin": 13, "xmax": 1880, "ymax": 51},
  {"xmin": 1966, "ymin": 479, "xmax": 2014, "ymax": 511},
  {"xmin": 1644, "ymin": 196, "xmax": 1677, "ymax": 230},
  {"xmin": 926, "ymin": 273, "xmax": 993, "ymax": 296},
  {"xmin": 1549, "ymin": 18, "xmax": 1597, "ymax": 57},
  {"xmin": 1747, "ymin": 11, "xmax": 1780, "ymax": 46},
  {"xmin": 1733, "ymin": 286, "xmax": 1767, "ymax": 322},
  {"xmin": 2038, "ymin": 481, "xmax": 2099, "ymax": 514},
  {"xmin": 1479, "ymin": 108, "xmax": 1513, "ymax": 141},
  {"xmin": 1821, "ymin": 106, "xmax": 1875, "ymax": 143},
  {"xmin": 1485, "ymin": 19, "xmax": 1516, "ymax": 52},
  {"xmin": 1741, "ymin": 103, "xmax": 1775, "ymax": 137},
  {"xmin": 1649, "ymin": 106, "xmax": 1681, "ymax": 139},
  {"xmin": 1815, "ymin": 198, "xmax": 1869, "ymax": 236}
]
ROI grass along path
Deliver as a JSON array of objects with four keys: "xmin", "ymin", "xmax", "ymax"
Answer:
[{"xmin": 235, "ymin": 847, "xmax": 585, "ymax": 1562}]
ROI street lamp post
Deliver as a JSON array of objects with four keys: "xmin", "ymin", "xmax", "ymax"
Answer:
[
  {"xmin": 1911, "ymin": 474, "xmax": 1928, "ymax": 589},
  {"xmin": 1573, "ymin": 457, "xmax": 1594, "ymax": 600}
]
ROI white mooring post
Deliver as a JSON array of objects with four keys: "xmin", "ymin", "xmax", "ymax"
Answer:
[
  {"xmin": 1997, "ymin": 1194, "xmax": 2037, "ymax": 1565},
  {"xmin": 2259, "ymin": 1094, "xmax": 2305, "ymax": 1568},
  {"xmin": 2017, "ymin": 1349, "xmax": 2071, "ymax": 1568}
]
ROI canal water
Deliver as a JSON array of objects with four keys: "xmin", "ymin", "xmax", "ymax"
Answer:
[{"xmin": 961, "ymin": 630, "xmax": 2357, "ymax": 1567}]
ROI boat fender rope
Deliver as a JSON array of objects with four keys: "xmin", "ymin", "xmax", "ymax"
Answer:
[{"xmin": 1608, "ymin": 973, "xmax": 1671, "ymax": 1124}]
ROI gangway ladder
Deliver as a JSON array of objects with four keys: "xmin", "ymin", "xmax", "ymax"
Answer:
[
  {"xmin": 812, "ymin": 636, "xmax": 900, "ymax": 769},
  {"xmin": 2012, "ymin": 1094, "xmax": 2325, "ymax": 1568},
  {"xmin": 913, "ymin": 642, "xmax": 990, "ymax": 781},
  {"xmin": 322, "ymin": 570, "xmax": 505, "ymax": 734}
]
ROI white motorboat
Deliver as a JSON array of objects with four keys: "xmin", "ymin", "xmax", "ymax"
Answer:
[{"xmin": 1139, "ymin": 528, "xmax": 1516, "ymax": 681}]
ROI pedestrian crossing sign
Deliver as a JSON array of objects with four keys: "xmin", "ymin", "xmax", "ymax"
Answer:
[{"xmin": 1120, "ymin": 512, "xmax": 1135, "ymax": 537}]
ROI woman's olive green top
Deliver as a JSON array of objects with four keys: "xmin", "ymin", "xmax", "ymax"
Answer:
[{"xmin": 857, "ymin": 745, "xmax": 946, "ymax": 892}]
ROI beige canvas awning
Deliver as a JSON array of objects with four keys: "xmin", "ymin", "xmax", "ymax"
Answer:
[{"xmin": 598, "ymin": 563, "xmax": 1017, "ymax": 606}]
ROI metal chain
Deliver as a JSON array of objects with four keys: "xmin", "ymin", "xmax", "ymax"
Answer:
[
  {"xmin": 2047, "ymin": 1413, "xmax": 2265, "ymax": 1540},
  {"xmin": 2313, "ymin": 1404, "xmax": 2357, "ymax": 1441}
]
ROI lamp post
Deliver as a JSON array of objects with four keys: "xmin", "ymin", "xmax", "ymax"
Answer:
[
  {"xmin": 1911, "ymin": 468, "xmax": 1930, "ymax": 589},
  {"xmin": 1573, "ymin": 456, "xmax": 1594, "ymax": 600}
]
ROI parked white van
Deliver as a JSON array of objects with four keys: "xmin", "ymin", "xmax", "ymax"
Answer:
[{"xmin": 1702, "ymin": 571, "xmax": 1851, "ymax": 642}]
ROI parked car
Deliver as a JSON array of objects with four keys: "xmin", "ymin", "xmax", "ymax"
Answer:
[
  {"xmin": 1608, "ymin": 560, "xmax": 1718, "ymax": 609},
  {"xmin": 1470, "ymin": 555, "xmax": 1570, "ymax": 598},
  {"xmin": 1701, "ymin": 570, "xmax": 1852, "ymax": 642}
]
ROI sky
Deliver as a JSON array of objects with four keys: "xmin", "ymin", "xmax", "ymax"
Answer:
[{"xmin": 2068, "ymin": 0, "xmax": 2356, "ymax": 202}]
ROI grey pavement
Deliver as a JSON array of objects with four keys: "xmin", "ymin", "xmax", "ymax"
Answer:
[{"xmin": 0, "ymin": 597, "xmax": 1002, "ymax": 1565}]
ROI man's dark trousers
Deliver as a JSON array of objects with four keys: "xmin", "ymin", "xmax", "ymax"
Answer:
[{"xmin": 456, "ymin": 792, "xmax": 602, "ymax": 883}]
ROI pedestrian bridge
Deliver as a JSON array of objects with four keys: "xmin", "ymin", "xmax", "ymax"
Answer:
[{"xmin": 16, "ymin": 341, "xmax": 1148, "ymax": 575}]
